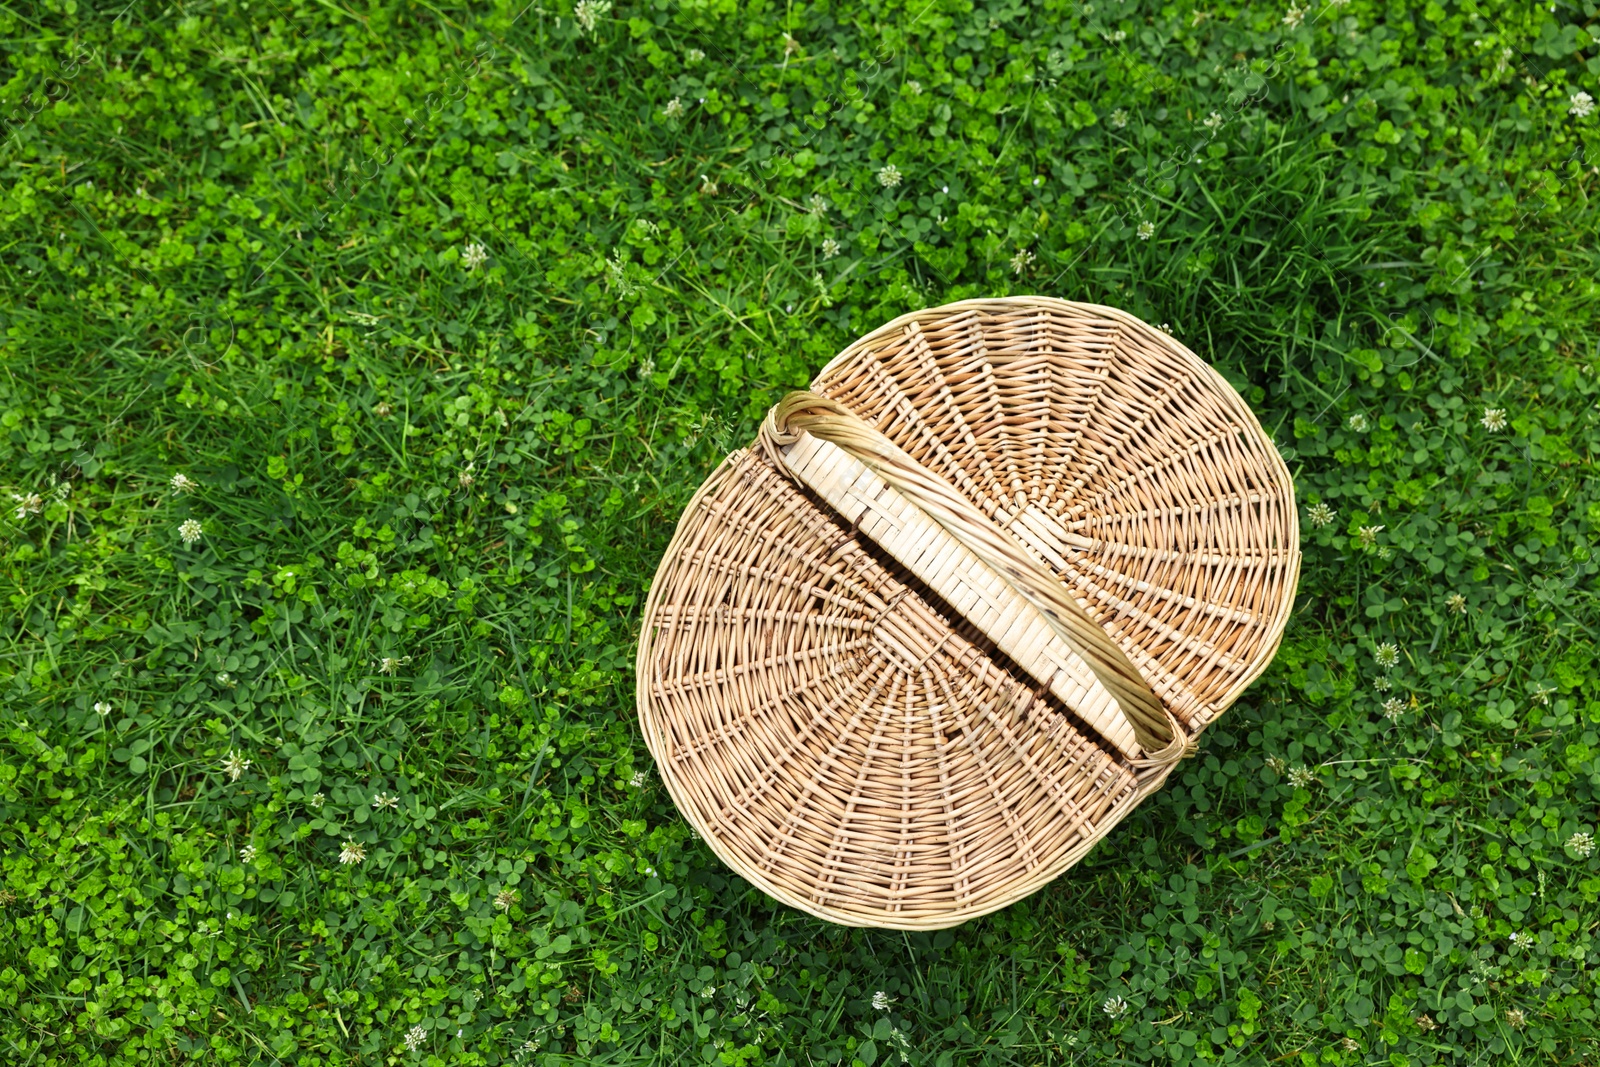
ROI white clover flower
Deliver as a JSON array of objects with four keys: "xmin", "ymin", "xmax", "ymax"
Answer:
[
  {"xmin": 1282, "ymin": 5, "xmax": 1305, "ymax": 28},
  {"xmin": 1009, "ymin": 248, "xmax": 1035, "ymax": 275},
  {"xmin": 1480, "ymin": 407, "xmax": 1507, "ymax": 431},
  {"xmin": 699, "ymin": 175, "xmax": 718, "ymax": 196},
  {"xmin": 877, "ymin": 164, "xmax": 903, "ymax": 188},
  {"xmin": 638, "ymin": 356, "xmax": 655, "ymax": 380},
  {"xmin": 1340, "ymin": 1038, "xmax": 1359, "ymax": 1052},
  {"xmin": 1570, "ymin": 91, "xmax": 1595, "ymax": 119},
  {"xmin": 630, "ymin": 770, "xmax": 648, "ymax": 788},
  {"xmin": 372, "ymin": 793, "xmax": 399, "ymax": 810},
  {"xmin": 1347, "ymin": 412, "xmax": 1369, "ymax": 432},
  {"xmin": 11, "ymin": 492, "xmax": 43, "ymax": 519},
  {"xmin": 221, "ymin": 750, "xmax": 251, "ymax": 782},
  {"xmin": 1374, "ymin": 642, "xmax": 1399, "ymax": 669},
  {"xmin": 872, "ymin": 990, "xmax": 894, "ymax": 1011},
  {"xmin": 458, "ymin": 464, "xmax": 475, "ymax": 488},
  {"xmin": 494, "ymin": 888, "xmax": 518, "ymax": 911},
  {"xmin": 685, "ymin": 48, "xmax": 705, "ymax": 65},
  {"xmin": 170, "ymin": 472, "xmax": 198, "ymax": 493},
  {"xmin": 216, "ymin": 671, "xmax": 233, "ymax": 686},
  {"xmin": 376, "ymin": 655, "xmax": 412, "ymax": 674},
  {"xmin": 309, "ymin": 792, "xmax": 326, "ymax": 809},
  {"xmin": 1446, "ymin": 593, "xmax": 1467, "ymax": 614},
  {"xmin": 905, "ymin": 79, "xmax": 922, "ymax": 95},
  {"xmin": 822, "ymin": 237, "xmax": 842, "ymax": 259},
  {"xmin": 1567, "ymin": 832, "xmax": 1595, "ymax": 858},
  {"xmin": 404, "ymin": 1024, "xmax": 427, "ymax": 1050},
  {"xmin": 1157, "ymin": 323, "xmax": 1173, "ymax": 335},
  {"xmin": 1373, "ymin": 675, "xmax": 1392, "ymax": 692},
  {"xmin": 461, "ymin": 242, "xmax": 489, "ymax": 271},
  {"xmin": 1265, "ymin": 756, "xmax": 1286, "ymax": 774},
  {"xmin": 339, "ymin": 840, "xmax": 367, "ymax": 865},
  {"xmin": 700, "ymin": 984, "xmax": 716, "ymax": 999},
  {"xmin": 1136, "ymin": 220, "xmax": 1155, "ymax": 240},
  {"xmin": 1307, "ymin": 502, "xmax": 1336, "ymax": 527},
  {"xmin": 1382, "ymin": 696, "xmax": 1405, "ymax": 721},
  {"xmin": 808, "ymin": 194, "xmax": 828, "ymax": 217},
  {"xmin": 1287, "ymin": 766, "xmax": 1315, "ymax": 788},
  {"xmin": 240, "ymin": 844, "xmax": 258, "ymax": 863},
  {"xmin": 662, "ymin": 96, "xmax": 684, "ymax": 120},
  {"xmin": 1109, "ymin": 108, "xmax": 1129, "ymax": 128},
  {"xmin": 179, "ymin": 518, "xmax": 203, "ymax": 545},
  {"xmin": 1202, "ymin": 110, "xmax": 1223, "ymax": 131},
  {"xmin": 888, "ymin": 1026, "xmax": 911, "ymax": 1062},
  {"xmin": 573, "ymin": 0, "xmax": 610, "ymax": 34},
  {"xmin": 1104, "ymin": 29, "xmax": 1127, "ymax": 43},
  {"xmin": 1505, "ymin": 1007, "xmax": 1525, "ymax": 1028},
  {"xmin": 94, "ymin": 701, "xmax": 112, "ymax": 716},
  {"xmin": 375, "ymin": 401, "xmax": 393, "ymax": 417},
  {"xmin": 1357, "ymin": 524, "xmax": 1384, "ymax": 548},
  {"xmin": 1102, "ymin": 994, "xmax": 1129, "ymax": 1017}
]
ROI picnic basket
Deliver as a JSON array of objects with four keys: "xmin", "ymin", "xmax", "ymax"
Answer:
[{"xmin": 636, "ymin": 296, "xmax": 1300, "ymax": 929}]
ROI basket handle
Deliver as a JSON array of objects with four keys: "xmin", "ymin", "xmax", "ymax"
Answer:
[{"xmin": 761, "ymin": 390, "xmax": 1188, "ymax": 763}]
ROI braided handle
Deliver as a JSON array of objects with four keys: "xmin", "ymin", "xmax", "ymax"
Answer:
[{"xmin": 762, "ymin": 390, "xmax": 1187, "ymax": 762}]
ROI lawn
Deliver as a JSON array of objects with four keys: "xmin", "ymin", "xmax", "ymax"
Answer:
[{"xmin": 2, "ymin": 0, "xmax": 1599, "ymax": 1063}]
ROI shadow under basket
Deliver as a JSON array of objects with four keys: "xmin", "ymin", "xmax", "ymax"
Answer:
[{"xmin": 637, "ymin": 296, "xmax": 1301, "ymax": 930}]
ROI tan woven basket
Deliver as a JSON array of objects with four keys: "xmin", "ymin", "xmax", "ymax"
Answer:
[{"xmin": 637, "ymin": 297, "xmax": 1300, "ymax": 929}]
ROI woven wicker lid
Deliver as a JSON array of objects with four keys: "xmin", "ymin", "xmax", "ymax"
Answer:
[{"xmin": 638, "ymin": 297, "xmax": 1300, "ymax": 929}]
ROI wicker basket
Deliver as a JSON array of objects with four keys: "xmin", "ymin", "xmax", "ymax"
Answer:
[{"xmin": 637, "ymin": 297, "xmax": 1300, "ymax": 929}]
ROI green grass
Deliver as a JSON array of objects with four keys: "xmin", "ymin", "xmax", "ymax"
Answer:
[{"xmin": 2, "ymin": 0, "xmax": 1599, "ymax": 1063}]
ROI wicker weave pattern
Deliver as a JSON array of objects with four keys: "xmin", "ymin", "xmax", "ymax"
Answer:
[
  {"xmin": 638, "ymin": 297, "xmax": 1299, "ymax": 928},
  {"xmin": 781, "ymin": 430, "xmax": 1144, "ymax": 760},
  {"xmin": 810, "ymin": 299, "xmax": 1299, "ymax": 732}
]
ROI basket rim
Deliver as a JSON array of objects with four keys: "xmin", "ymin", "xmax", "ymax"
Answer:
[{"xmin": 636, "ymin": 296, "xmax": 1302, "ymax": 928}]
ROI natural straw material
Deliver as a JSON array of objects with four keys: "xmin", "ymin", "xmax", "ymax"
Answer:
[{"xmin": 637, "ymin": 297, "xmax": 1300, "ymax": 929}]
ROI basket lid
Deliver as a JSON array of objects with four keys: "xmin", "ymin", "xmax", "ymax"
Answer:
[{"xmin": 637, "ymin": 297, "xmax": 1300, "ymax": 929}]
